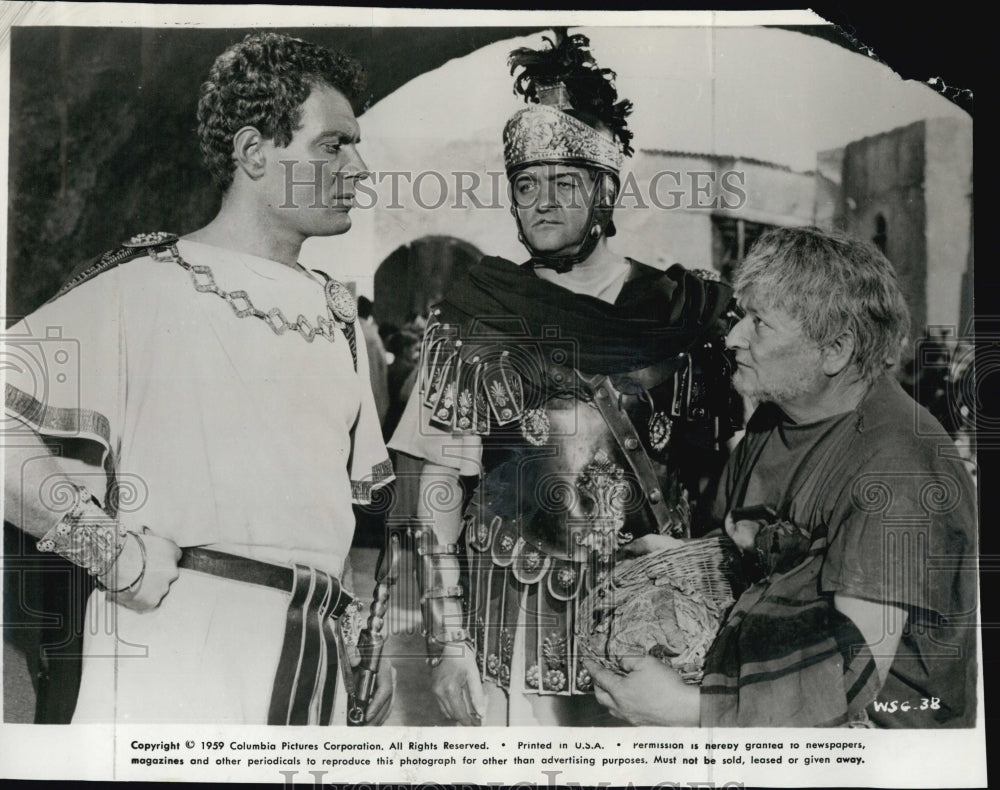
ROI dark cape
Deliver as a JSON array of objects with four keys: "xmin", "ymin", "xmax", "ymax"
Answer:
[{"xmin": 435, "ymin": 256, "xmax": 733, "ymax": 375}]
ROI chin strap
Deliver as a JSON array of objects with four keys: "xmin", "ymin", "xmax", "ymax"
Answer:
[{"xmin": 515, "ymin": 171, "xmax": 617, "ymax": 274}]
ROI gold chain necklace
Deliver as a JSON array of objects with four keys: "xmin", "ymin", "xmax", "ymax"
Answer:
[{"xmin": 148, "ymin": 243, "xmax": 358, "ymax": 345}]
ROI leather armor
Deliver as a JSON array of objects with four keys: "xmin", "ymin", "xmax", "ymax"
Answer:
[
  {"xmin": 423, "ymin": 318, "xmax": 738, "ymax": 558},
  {"xmin": 419, "ymin": 309, "xmax": 740, "ymax": 695}
]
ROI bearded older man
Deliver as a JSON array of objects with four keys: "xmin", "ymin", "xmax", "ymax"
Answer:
[{"xmin": 587, "ymin": 226, "xmax": 978, "ymax": 728}]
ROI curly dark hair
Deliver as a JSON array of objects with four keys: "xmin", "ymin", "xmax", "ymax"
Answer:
[{"xmin": 197, "ymin": 32, "xmax": 365, "ymax": 189}]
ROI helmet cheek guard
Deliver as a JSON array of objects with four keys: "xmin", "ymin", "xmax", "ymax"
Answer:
[{"xmin": 508, "ymin": 166, "xmax": 619, "ymax": 273}]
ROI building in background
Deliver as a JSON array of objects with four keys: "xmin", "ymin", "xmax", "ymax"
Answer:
[
  {"xmin": 818, "ymin": 118, "xmax": 974, "ymax": 347},
  {"xmin": 620, "ymin": 150, "xmax": 816, "ymax": 279},
  {"xmin": 373, "ymin": 236, "xmax": 482, "ymax": 328},
  {"xmin": 365, "ymin": 117, "xmax": 974, "ymax": 362}
]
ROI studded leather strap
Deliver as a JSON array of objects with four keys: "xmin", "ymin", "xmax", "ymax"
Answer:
[{"xmin": 577, "ymin": 372, "xmax": 688, "ymax": 538}]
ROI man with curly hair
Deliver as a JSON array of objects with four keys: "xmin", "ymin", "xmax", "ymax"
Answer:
[{"xmin": 4, "ymin": 32, "xmax": 394, "ymax": 724}]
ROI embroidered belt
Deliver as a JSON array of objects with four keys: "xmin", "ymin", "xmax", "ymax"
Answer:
[
  {"xmin": 179, "ymin": 547, "xmax": 354, "ymax": 725},
  {"xmin": 178, "ymin": 547, "xmax": 352, "ymax": 615}
]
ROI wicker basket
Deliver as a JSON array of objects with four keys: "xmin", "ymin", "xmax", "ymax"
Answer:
[{"xmin": 576, "ymin": 534, "xmax": 740, "ymax": 684}]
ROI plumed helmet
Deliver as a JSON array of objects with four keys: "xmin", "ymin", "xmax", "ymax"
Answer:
[{"xmin": 502, "ymin": 29, "xmax": 634, "ymax": 179}]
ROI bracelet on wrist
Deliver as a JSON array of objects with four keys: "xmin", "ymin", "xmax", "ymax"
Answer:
[
  {"xmin": 35, "ymin": 484, "xmax": 126, "ymax": 576},
  {"xmin": 100, "ymin": 531, "xmax": 147, "ymax": 594},
  {"xmin": 425, "ymin": 629, "xmax": 474, "ymax": 666}
]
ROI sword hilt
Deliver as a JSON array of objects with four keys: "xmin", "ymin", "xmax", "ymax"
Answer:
[{"xmin": 347, "ymin": 533, "xmax": 400, "ymax": 725}]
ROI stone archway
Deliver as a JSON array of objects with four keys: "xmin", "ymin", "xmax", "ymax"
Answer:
[{"xmin": 373, "ymin": 235, "xmax": 483, "ymax": 328}]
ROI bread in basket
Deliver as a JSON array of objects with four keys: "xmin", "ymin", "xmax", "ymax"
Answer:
[{"xmin": 576, "ymin": 534, "xmax": 741, "ymax": 684}]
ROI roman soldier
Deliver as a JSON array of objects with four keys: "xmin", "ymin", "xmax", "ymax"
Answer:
[{"xmin": 389, "ymin": 29, "xmax": 740, "ymax": 724}]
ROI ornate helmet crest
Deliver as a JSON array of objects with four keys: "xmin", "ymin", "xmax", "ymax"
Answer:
[{"xmin": 502, "ymin": 29, "xmax": 634, "ymax": 178}]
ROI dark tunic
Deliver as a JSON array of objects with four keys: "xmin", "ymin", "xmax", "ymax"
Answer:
[{"xmin": 702, "ymin": 375, "xmax": 978, "ymax": 727}]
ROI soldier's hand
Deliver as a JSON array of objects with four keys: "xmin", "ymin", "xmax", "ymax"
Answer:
[
  {"xmin": 431, "ymin": 643, "xmax": 487, "ymax": 725},
  {"xmin": 724, "ymin": 512, "xmax": 762, "ymax": 551},
  {"xmin": 623, "ymin": 533, "xmax": 685, "ymax": 557},
  {"xmin": 101, "ymin": 527, "xmax": 181, "ymax": 612}
]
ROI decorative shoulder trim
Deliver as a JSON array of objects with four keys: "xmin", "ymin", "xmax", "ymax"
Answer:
[
  {"xmin": 5, "ymin": 382, "xmax": 112, "ymax": 447},
  {"xmin": 689, "ymin": 267, "xmax": 722, "ymax": 283},
  {"xmin": 351, "ymin": 458, "xmax": 395, "ymax": 504},
  {"xmin": 121, "ymin": 231, "xmax": 179, "ymax": 249},
  {"xmin": 51, "ymin": 231, "xmax": 179, "ymax": 302},
  {"xmin": 419, "ymin": 317, "xmax": 535, "ymax": 437}
]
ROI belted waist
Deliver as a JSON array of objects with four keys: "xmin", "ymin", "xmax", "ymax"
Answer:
[{"xmin": 179, "ymin": 547, "xmax": 354, "ymax": 618}]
